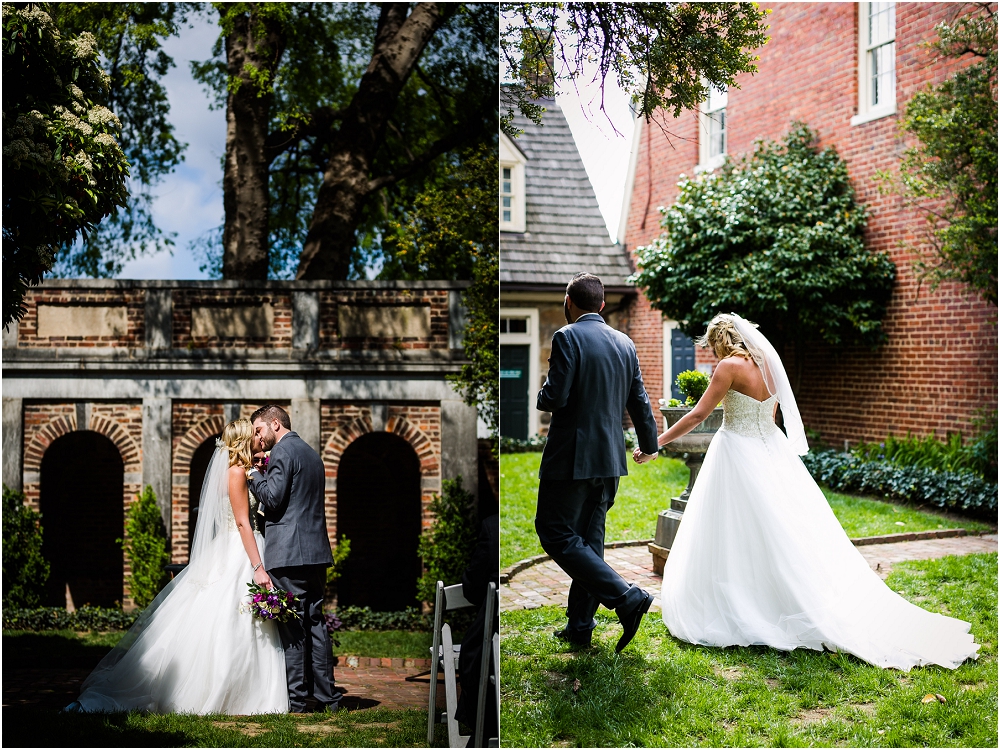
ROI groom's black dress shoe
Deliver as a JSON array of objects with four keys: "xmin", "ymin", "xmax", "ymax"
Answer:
[
  {"xmin": 615, "ymin": 590, "xmax": 653, "ymax": 653},
  {"xmin": 554, "ymin": 627, "xmax": 592, "ymax": 648}
]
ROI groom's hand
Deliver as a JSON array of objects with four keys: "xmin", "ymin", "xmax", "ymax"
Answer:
[{"xmin": 254, "ymin": 567, "xmax": 273, "ymax": 589}]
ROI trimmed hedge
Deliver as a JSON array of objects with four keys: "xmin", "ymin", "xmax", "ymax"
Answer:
[
  {"xmin": 3, "ymin": 605, "xmax": 140, "ymax": 632},
  {"xmin": 802, "ymin": 450, "xmax": 998, "ymax": 518},
  {"xmin": 3, "ymin": 604, "xmax": 435, "ymax": 633},
  {"xmin": 499, "ymin": 434, "xmax": 547, "ymax": 453}
]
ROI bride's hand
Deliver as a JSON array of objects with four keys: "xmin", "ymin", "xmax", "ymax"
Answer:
[
  {"xmin": 253, "ymin": 567, "xmax": 272, "ymax": 589},
  {"xmin": 632, "ymin": 447, "xmax": 658, "ymax": 464}
]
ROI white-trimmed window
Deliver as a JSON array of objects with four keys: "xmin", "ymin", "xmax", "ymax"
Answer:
[
  {"xmin": 852, "ymin": 2, "xmax": 896, "ymax": 125},
  {"xmin": 499, "ymin": 132, "xmax": 527, "ymax": 232},
  {"xmin": 499, "ymin": 307, "xmax": 540, "ymax": 438},
  {"xmin": 698, "ymin": 83, "xmax": 727, "ymax": 170}
]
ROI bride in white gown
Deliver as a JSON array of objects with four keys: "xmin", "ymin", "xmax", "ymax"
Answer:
[
  {"xmin": 70, "ymin": 419, "xmax": 288, "ymax": 714},
  {"xmin": 635, "ymin": 313, "xmax": 979, "ymax": 671}
]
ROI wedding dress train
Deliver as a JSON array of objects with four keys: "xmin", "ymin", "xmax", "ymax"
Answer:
[
  {"xmin": 660, "ymin": 388, "xmax": 980, "ymax": 671},
  {"xmin": 73, "ymin": 448, "xmax": 288, "ymax": 714}
]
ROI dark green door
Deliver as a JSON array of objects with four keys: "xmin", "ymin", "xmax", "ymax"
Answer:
[
  {"xmin": 500, "ymin": 345, "xmax": 530, "ymax": 440},
  {"xmin": 671, "ymin": 328, "xmax": 695, "ymax": 400}
]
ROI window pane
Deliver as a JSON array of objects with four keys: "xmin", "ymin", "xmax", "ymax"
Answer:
[
  {"xmin": 707, "ymin": 84, "xmax": 728, "ymax": 112},
  {"xmin": 709, "ymin": 109, "xmax": 726, "ymax": 158},
  {"xmin": 502, "ymin": 197, "xmax": 511, "ymax": 208},
  {"xmin": 503, "ymin": 167, "xmax": 511, "ymax": 179},
  {"xmin": 503, "ymin": 210, "xmax": 511, "ymax": 222},
  {"xmin": 499, "ymin": 319, "xmax": 508, "ymax": 333},
  {"xmin": 509, "ymin": 318, "xmax": 528, "ymax": 334},
  {"xmin": 502, "ymin": 180, "xmax": 511, "ymax": 193},
  {"xmin": 869, "ymin": 2, "xmax": 895, "ymax": 46},
  {"xmin": 870, "ymin": 42, "xmax": 895, "ymax": 106}
]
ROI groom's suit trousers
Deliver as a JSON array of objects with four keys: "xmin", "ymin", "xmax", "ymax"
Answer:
[
  {"xmin": 536, "ymin": 477, "xmax": 645, "ymax": 634},
  {"xmin": 269, "ymin": 565, "xmax": 339, "ymax": 712}
]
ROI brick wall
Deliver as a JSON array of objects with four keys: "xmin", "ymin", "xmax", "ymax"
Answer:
[
  {"xmin": 319, "ymin": 289, "xmax": 450, "ymax": 350},
  {"xmin": 170, "ymin": 403, "xmax": 225, "ymax": 562},
  {"xmin": 172, "ymin": 290, "xmax": 293, "ymax": 349},
  {"xmin": 17, "ymin": 288, "xmax": 145, "ymax": 348},
  {"xmin": 622, "ymin": 2, "xmax": 997, "ymax": 444}
]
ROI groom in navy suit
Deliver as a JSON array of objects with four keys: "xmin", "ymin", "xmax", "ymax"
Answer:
[{"xmin": 535, "ymin": 273, "xmax": 660, "ymax": 652}]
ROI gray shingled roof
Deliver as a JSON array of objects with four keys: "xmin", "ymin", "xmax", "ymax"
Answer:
[{"xmin": 500, "ymin": 95, "xmax": 634, "ymax": 289}]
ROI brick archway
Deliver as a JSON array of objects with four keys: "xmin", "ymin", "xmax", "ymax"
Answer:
[
  {"xmin": 321, "ymin": 406, "xmax": 440, "ymax": 550},
  {"xmin": 21, "ymin": 403, "xmax": 144, "ymax": 607},
  {"xmin": 170, "ymin": 414, "xmax": 225, "ymax": 562}
]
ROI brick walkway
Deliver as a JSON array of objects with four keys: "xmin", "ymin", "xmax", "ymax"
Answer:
[
  {"xmin": 501, "ymin": 535, "xmax": 999, "ymax": 612},
  {"xmin": 3, "ymin": 657, "xmax": 442, "ymax": 712}
]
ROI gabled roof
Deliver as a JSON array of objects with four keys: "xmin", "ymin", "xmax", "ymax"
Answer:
[{"xmin": 500, "ymin": 94, "xmax": 634, "ymax": 290}]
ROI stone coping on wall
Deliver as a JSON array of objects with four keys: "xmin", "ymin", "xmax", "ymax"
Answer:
[
  {"xmin": 33, "ymin": 279, "xmax": 472, "ymax": 290},
  {"xmin": 498, "ymin": 528, "xmax": 987, "ymax": 585}
]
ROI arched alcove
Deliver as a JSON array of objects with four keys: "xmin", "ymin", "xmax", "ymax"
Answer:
[
  {"xmin": 40, "ymin": 431, "xmax": 124, "ymax": 608},
  {"xmin": 337, "ymin": 432, "xmax": 422, "ymax": 611},
  {"xmin": 188, "ymin": 436, "xmax": 221, "ymax": 547}
]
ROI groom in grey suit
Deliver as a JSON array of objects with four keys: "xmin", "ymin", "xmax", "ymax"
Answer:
[
  {"xmin": 248, "ymin": 404, "xmax": 339, "ymax": 713},
  {"xmin": 536, "ymin": 273, "xmax": 660, "ymax": 652}
]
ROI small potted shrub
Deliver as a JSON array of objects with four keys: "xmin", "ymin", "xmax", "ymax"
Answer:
[{"xmin": 660, "ymin": 370, "xmax": 724, "ymax": 439}]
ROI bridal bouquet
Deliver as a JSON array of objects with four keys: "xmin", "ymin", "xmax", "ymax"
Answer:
[{"xmin": 240, "ymin": 582, "xmax": 300, "ymax": 623}]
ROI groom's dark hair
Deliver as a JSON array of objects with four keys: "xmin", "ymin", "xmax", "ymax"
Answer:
[
  {"xmin": 566, "ymin": 272, "xmax": 604, "ymax": 312},
  {"xmin": 251, "ymin": 404, "xmax": 291, "ymax": 429}
]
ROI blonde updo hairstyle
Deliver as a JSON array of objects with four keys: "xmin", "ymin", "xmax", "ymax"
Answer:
[
  {"xmin": 697, "ymin": 314, "xmax": 754, "ymax": 361},
  {"xmin": 222, "ymin": 418, "xmax": 254, "ymax": 470}
]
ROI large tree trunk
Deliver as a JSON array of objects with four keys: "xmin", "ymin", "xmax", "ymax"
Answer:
[
  {"xmin": 221, "ymin": 7, "xmax": 285, "ymax": 280},
  {"xmin": 296, "ymin": 3, "xmax": 449, "ymax": 280}
]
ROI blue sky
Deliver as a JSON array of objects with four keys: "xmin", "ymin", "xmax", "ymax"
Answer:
[{"xmin": 117, "ymin": 15, "xmax": 224, "ymax": 280}]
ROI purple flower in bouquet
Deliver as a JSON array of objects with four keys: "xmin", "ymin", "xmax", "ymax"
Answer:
[
  {"xmin": 323, "ymin": 613, "xmax": 343, "ymax": 648},
  {"xmin": 241, "ymin": 581, "xmax": 300, "ymax": 623}
]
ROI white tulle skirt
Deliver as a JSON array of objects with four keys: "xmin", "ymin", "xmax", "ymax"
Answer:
[
  {"xmin": 660, "ymin": 427, "xmax": 980, "ymax": 671},
  {"xmin": 76, "ymin": 530, "xmax": 288, "ymax": 714}
]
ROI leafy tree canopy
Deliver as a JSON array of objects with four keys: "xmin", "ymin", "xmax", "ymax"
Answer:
[
  {"xmin": 382, "ymin": 143, "xmax": 499, "ymax": 444},
  {"xmin": 633, "ymin": 124, "xmax": 897, "ymax": 388},
  {"xmin": 500, "ymin": 2, "xmax": 771, "ymax": 135},
  {"xmin": 46, "ymin": 3, "xmax": 188, "ymax": 279},
  {"xmin": 192, "ymin": 2, "xmax": 498, "ymax": 280},
  {"xmin": 880, "ymin": 3, "xmax": 997, "ymax": 305},
  {"xmin": 3, "ymin": 3, "xmax": 130, "ymax": 328}
]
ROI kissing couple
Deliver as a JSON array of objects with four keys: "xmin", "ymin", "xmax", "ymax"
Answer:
[
  {"xmin": 535, "ymin": 272, "xmax": 978, "ymax": 670},
  {"xmin": 68, "ymin": 405, "xmax": 342, "ymax": 714}
]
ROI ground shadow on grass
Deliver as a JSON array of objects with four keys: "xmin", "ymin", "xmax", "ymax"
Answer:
[
  {"xmin": 3, "ymin": 706, "xmax": 444, "ymax": 747},
  {"xmin": 2, "ymin": 707, "xmax": 190, "ymax": 747},
  {"xmin": 3, "ymin": 630, "xmax": 119, "ymax": 669}
]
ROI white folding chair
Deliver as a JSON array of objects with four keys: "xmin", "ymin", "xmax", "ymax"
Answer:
[
  {"xmin": 490, "ymin": 631, "xmax": 500, "ymax": 748},
  {"xmin": 441, "ymin": 623, "xmax": 469, "ymax": 747},
  {"xmin": 473, "ymin": 582, "xmax": 498, "ymax": 748},
  {"xmin": 427, "ymin": 581, "xmax": 473, "ymax": 746}
]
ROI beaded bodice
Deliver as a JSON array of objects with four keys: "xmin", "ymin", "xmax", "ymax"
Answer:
[
  {"xmin": 226, "ymin": 488, "xmax": 263, "ymax": 533},
  {"xmin": 720, "ymin": 389, "xmax": 779, "ymax": 440}
]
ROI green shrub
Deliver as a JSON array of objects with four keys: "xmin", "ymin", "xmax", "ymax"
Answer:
[
  {"xmin": 3, "ymin": 605, "xmax": 139, "ymax": 631},
  {"xmin": 675, "ymin": 370, "xmax": 709, "ymax": 406},
  {"xmin": 416, "ymin": 477, "xmax": 478, "ymax": 604},
  {"xmin": 119, "ymin": 486, "xmax": 169, "ymax": 609},
  {"xmin": 2, "ymin": 484, "xmax": 50, "ymax": 609},
  {"xmin": 802, "ymin": 449, "xmax": 997, "ymax": 518},
  {"xmin": 334, "ymin": 606, "xmax": 431, "ymax": 631},
  {"xmin": 853, "ymin": 416, "xmax": 998, "ymax": 484},
  {"xmin": 326, "ymin": 537, "xmax": 351, "ymax": 585}
]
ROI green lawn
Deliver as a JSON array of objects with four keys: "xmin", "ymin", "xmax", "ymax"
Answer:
[
  {"xmin": 500, "ymin": 553, "xmax": 999, "ymax": 748},
  {"xmin": 500, "ymin": 452, "xmax": 992, "ymax": 568}
]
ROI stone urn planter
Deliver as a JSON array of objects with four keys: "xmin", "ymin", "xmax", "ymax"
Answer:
[{"xmin": 648, "ymin": 404, "xmax": 724, "ymax": 575}]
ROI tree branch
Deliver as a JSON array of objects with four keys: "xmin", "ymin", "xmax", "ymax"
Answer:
[{"xmin": 264, "ymin": 106, "xmax": 345, "ymax": 164}]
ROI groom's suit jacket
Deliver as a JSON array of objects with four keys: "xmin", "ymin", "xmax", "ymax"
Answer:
[
  {"xmin": 248, "ymin": 431, "xmax": 333, "ymax": 569},
  {"xmin": 537, "ymin": 313, "xmax": 659, "ymax": 480}
]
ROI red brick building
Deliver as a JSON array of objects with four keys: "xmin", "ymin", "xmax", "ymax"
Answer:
[
  {"xmin": 618, "ymin": 1, "xmax": 997, "ymax": 445},
  {"xmin": 2, "ymin": 280, "xmax": 480, "ymax": 610}
]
